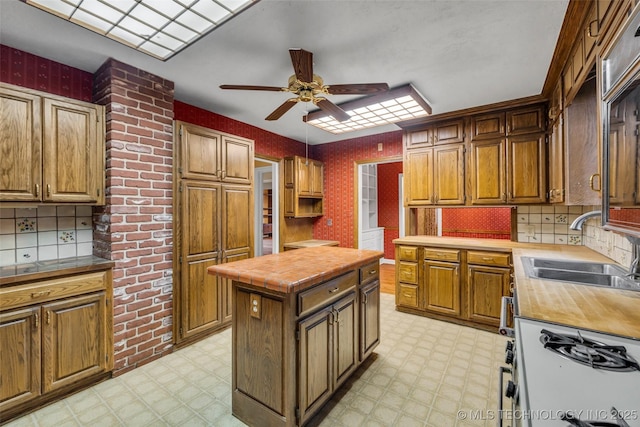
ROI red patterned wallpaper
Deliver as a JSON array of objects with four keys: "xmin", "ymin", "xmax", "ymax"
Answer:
[
  {"xmin": 441, "ymin": 207, "xmax": 512, "ymax": 240},
  {"xmin": 311, "ymin": 131, "xmax": 403, "ymax": 247},
  {"xmin": 377, "ymin": 162, "xmax": 403, "ymax": 258},
  {"xmin": 0, "ymin": 45, "xmax": 93, "ymax": 101},
  {"xmin": 174, "ymin": 101, "xmax": 306, "ymax": 159}
]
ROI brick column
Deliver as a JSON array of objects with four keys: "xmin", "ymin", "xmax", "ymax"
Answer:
[{"xmin": 93, "ymin": 59, "xmax": 174, "ymax": 374}]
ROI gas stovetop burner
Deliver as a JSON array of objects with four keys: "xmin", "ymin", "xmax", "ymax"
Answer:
[{"xmin": 540, "ymin": 329, "xmax": 640, "ymax": 372}]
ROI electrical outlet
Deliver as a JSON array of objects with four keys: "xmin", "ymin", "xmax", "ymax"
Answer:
[
  {"xmin": 327, "ymin": 218, "xmax": 333, "ymax": 226},
  {"xmin": 524, "ymin": 225, "xmax": 536, "ymax": 237},
  {"xmin": 377, "ymin": 143, "xmax": 383, "ymax": 151},
  {"xmin": 250, "ymin": 293, "xmax": 261, "ymax": 319}
]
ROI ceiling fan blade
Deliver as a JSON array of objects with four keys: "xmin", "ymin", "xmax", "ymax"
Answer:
[
  {"xmin": 315, "ymin": 98, "xmax": 351, "ymax": 122},
  {"xmin": 289, "ymin": 49, "xmax": 313, "ymax": 83},
  {"xmin": 325, "ymin": 83, "xmax": 390, "ymax": 95},
  {"xmin": 220, "ymin": 84, "xmax": 286, "ymax": 91},
  {"xmin": 265, "ymin": 98, "xmax": 299, "ymax": 121}
]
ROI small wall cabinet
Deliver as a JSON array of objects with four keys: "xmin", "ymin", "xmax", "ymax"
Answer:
[
  {"xmin": 284, "ymin": 156, "xmax": 324, "ymax": 218},
  {"xmin": 0, "ymin": 83, "xmax": 105, "ymax": 205},
  {"xmin": 0, "ymin": 268, "xmax": 113, "ymax": 423}
]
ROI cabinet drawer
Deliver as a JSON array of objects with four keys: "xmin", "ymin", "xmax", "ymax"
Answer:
[
  {"xmin": 398, "ymin": 262, "xmax": 418, "ymax": 284},
  {"xmin": 397, "ymin": 245, "xmax": 418, "ymax": 261},
  {"xmin": 0, "ymin": 271, "xmax": 108, "ymax": 311},
  {"xmin": 423, "ymin": 248, "xmax": 460, "ymax": 262},
  {"xmin": 397, "ymin": 284, "xmax": 418, "ymax": 308},
  {"xmin": 298, "ymin": 271, "xmax": 357, "ymax": 317},
  {"xmin": 468, "ymin": 251, "xmax": 511, "ymax": 267},
  {"xmin": 359, "ymin": 262, "xmax": 379, "ymax": 284}
]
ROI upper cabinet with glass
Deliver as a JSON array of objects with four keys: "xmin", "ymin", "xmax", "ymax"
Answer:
[{"xmin": 601, "ymin": 3, "xmax": 640, "ymax": 237}]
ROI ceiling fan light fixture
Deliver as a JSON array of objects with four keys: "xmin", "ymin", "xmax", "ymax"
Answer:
[{"xmin": 305, "ymin": 83, "xmax": 432, "ymax": 134}]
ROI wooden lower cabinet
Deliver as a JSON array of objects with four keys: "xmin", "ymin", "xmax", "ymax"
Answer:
[
  {"xmin": 424, "ymin": 260, "xmax": 461, "ymax": 316},
  {"xmin": 0, "ymin": 269, "xmax": 113, "ymax": 423},
  {"xmin": 466, "ymin": 265, "xmax": 511, "ymax": 326},
  {"xmin": 298, "ymin": 293, "xmax": 357, "ymax": 425},
  {"xmin": 230, "ymin": 265, "xmax": 380, "ymax": 427},
  {"xmin": 395, "ymin": 244, "xmax": 512, "ymax": 331}
]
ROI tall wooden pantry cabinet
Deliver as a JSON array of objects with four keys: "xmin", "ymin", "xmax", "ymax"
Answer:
[{"xmin": 173, "ymin": 121, "xmax": 254, "ymax": 346}]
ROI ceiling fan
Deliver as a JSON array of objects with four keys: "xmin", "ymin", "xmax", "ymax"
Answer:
[{"xmin": 220, "ymin": 49, "xmax": 389, "ymax": 122}]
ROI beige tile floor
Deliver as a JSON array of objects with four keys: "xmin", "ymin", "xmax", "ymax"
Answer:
[{"xmin": 6, "ymin": 293, "xmax": 507, "ymax": 427}]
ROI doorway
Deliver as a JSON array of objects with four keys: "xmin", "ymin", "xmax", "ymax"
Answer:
[
  {"xmin": 254, "ymin": 160, "xmax": 279, "ymax": 256},
  {"xmin": 355, "ymin": 158, "xmax": 402, "ymax": 263}
]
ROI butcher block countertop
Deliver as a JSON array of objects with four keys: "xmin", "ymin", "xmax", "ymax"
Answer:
[
  {"xmin": 283, "ymin": 239, "xmax": 340, "ymax": 249},
  {"xmin": 207, "ymin": 246, "xmax": 383, "ymax": 293},
  {"xmin": 393, "ymin": 236, "xmax": 640, "ymax": 339}
]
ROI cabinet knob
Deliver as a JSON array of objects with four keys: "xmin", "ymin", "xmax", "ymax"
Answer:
[{"xmin": 329, "ymin": 287, "xmax": 340, "ymax": 294}]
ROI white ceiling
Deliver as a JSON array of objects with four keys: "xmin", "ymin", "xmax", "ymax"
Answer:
[{"xmin": 0, "ymin": 0, "xmax": 569, "ymax": 144}]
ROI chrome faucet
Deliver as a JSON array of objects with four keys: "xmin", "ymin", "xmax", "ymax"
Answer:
[{"xmin": 569, "ymin": 210, "xmax": 602, "ymax": 231}]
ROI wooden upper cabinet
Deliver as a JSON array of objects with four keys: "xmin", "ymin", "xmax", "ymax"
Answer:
[
  {"xmin": 179, "ymin": 122, "xmax": 253, "ymax": 184},
  {"xmin": 507, "ymin": 133, "xmax": 547, "ymax": 204},
  {"xmin": 433, "ymin": 145, "xmax": 465, "ymax": 204},
  {"xmin": 0, "ymin": 84, "xmax": 104, "ymax": 204},
  {"xmin": 506, "ymin": 105, "xmax": 545, "ymax": 136},
  {"xmin": 283, "ymin": 156, "xmax": 324, "ymax": 218},
  {"xmin": 469, "ymin": 138, "xmax": 507, "ymax": 204},
  {"xmin": 471, "ymin": 112, "xmax": 505, "ymax": 140},
  {"xmin": 220, "ymin": 135, "xmax": 253, "ymax": 185},
  {"xmin": 297, "ymin": 157, "xmax": 311, "ymax": 195},
  {"xmin": 405, "ymin": 149, "xmax": 434, "ymax": 205},
  {"xmin": 310, "ymin": 160, "xmax": 324, "ymax": 196},
  {"xmin": 404, "ymin": 119, "xmax": 465, "ymax": 148},
  {"xmin": 43, "ymin": 98, "xmax": 101, "ymax": 203},
  {"xmin": 0, "ymin": 86, "xmax": 42, "ymax": 202}
]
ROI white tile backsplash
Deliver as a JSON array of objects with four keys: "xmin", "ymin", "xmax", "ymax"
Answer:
[
  {"xmin": 0, "ymin": 207, "xmax": 94, "ymax": 264},
  {"xmin": 517, "ymin": 205, "xmax": 586, "ymax": 245}
]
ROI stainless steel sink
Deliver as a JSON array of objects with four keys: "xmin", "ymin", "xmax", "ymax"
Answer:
[{"xmin": 521, "ymin": 257, "xmax": 639, "ymax": 291}]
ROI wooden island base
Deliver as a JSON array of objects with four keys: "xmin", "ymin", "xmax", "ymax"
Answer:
[{"xmin": 208, "ymin": 246, "xmax": 383, "ymax": 427}]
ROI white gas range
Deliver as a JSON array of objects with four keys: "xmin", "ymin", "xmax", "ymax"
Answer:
[{"xmin": 500, "ymin": 317, "xmax": 640, "ymax": 427}]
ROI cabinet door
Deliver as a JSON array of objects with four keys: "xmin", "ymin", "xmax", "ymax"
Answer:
[
  {"xmin": 359, "ymin": 280, "xmax": 380, "ymax": 361},
  {"xmin": 471, "ymin": 112, "xmax": 505, "ymax": 140},
  {"xmin": 467, "ymin": 265, "xmax": 511, "ymax": 326},
  {"xmin": 469, "ymin": 139, "xmax": 506, "ymax": 204},
  {"xmin": 310, "ymin": 160, "xmax": 324, "ymax": 196},
  {"xmin": 333, "ymin": 293, "xmax": 357, "ymax": 389},
  {"xmin": 405, "ymin": 149, "xmax": 434, "ymax": 206},
  {"xmin": 0, "ymin": 87, "xmax": 42, "ymax": 202},
  {"xmin": 424, "ymin": 260, "xmax": 460, "ymax": 316},
  {"xmin": 42, "ymin": 98, "xmax": 101, "ymax": 203},
  {"xmin": 0, "ymin": 307, "xmax": 41, "ymax": 412},
  {"xmin": 221, "ymin": 135, "xmax": 253, "ymax": 184},
  {"xmin": 221, "ymin": 185, "xmax": 252, "ymax": 257},
  {"xmin": 608, "ymin": 122, "xmax": 636, "ymax": 205},
  {"xmin": 298, "ymin": 307, "xmax": 333, "ymax": 424},
  {"xmin": 405, "ymin": 128, "xmax": 432, "ymax": 149},
  {"xmin": 221, "ymin": 252, "xmax": 249, "ymax": 324},
  {"xmin": 297, "ymin": 157, "xmax": 312, "ymax": 195},
  {"xmin": 433, "ymin": 120, "xmax": 465, "ymax": 145},
  {"xmin": 433, "ymin": 144, "xmax": 465, "ymax": 204},
  {"xmin": 179, "ymin": 123, "xmax": 222, "ymax": 181},
  {"xmin": 42, "ymin": 293, "xmax": 107, "ymax": 393},
  {"xmin": 507, "ymin": 134, "xmax": 547, "ymax": 204},
  {"xmin": 506, "ymin": 106, "xmax": 545, "ymax": 136},
  {"xmin": 548, "ymin": 115, "xmax": 565, "ymax": 203},
  {"xmin": 180, "ymin": 181, "xmax": 222, "ymax": 340}
]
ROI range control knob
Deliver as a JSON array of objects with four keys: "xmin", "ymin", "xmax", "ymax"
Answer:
[
  {"xmin": 505, "ymin": 341, "xmax": 514, "ymax": 352},
  {"xmin": 505, "ymin": 381, "xmax": 516, "ymax": 398},
  {"xmin": 505, "ymin": 350, "xmax": 514, "ymax": 365}
]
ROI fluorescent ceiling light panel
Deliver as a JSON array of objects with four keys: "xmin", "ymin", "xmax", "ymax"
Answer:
[
  {"xmin": 305, "ymin": 84, "xmax": 432, "ymax": 134},
  {"xmin": 25, "ymin": 0, "xmax": 259, "ymax": 60}
]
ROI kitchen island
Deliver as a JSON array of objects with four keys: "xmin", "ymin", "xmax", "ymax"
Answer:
[{"xmin": 207, "ymin": 246, "xmax": 383, "ymax": 427}]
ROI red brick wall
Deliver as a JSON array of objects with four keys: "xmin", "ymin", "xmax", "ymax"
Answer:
[
  {"xmin": 377, "ymin": 162, "xmax": 403, "ymax": 259},
  {"xmin": 93, "ymin": 59, "xmax": 175, "ymax": 374},
  {"xmin": 312, "ymin": 131, "xmax": 403, "ymax": 246},
  {"xmin": 174, "ymin": 101, "xmax": 306, "ymax": 158},
  {"xmin": 0, "ymin": 45, "xmax": 93, "ymax": 101},
  {"xmin": 441, "ymin": 207, "xmax": 512, "ymax": 239}
]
